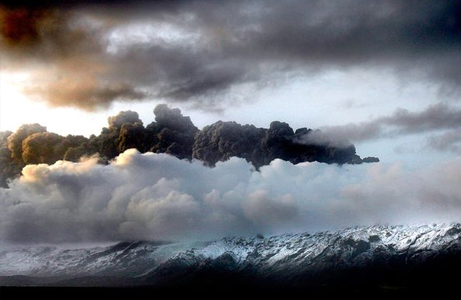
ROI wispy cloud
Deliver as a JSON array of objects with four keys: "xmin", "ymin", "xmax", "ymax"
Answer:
[{"xmin": 310, "ymin": 103, "xmax": 461, "ymax": 153}]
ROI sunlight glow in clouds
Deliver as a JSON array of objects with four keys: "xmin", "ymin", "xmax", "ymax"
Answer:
[{"xmin": 0, "ymin": 71, "xmax": 114, "ymax": 136}]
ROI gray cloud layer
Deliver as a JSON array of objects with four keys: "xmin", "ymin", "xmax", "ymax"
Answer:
[
  {"xmin": 309, "ymin": 103, "xmax": 461, "ymax": 153},
  {"xmin": 1, "ymin": 0, "xmax": 461, "ymax": 110},
  {"xmin": 1, "ymin": 149, "xmax": 461, "ymax": 244}
]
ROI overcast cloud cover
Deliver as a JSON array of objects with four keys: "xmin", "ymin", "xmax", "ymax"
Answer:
[
  {"xmin": 1, "ymin": 0, "xmax": 461, "ymax": 111},
  {"xmin": 1, "ymin": 149, "xmax": 460, "ymax": 244}
]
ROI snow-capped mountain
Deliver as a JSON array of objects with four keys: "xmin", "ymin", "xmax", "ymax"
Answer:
[{"xmin": 2, "ymin": 223, "xmax": 461, "ymax": 288}]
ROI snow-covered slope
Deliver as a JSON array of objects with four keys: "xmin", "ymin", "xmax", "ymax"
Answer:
[
  {"xmin": 2, "ymin": 223, "xmax": 461, "ymax": 285},
  {"xmin": 0, "ymin": 241, "xmax": 205, "ymax": 277},
  {"xmin": 178, "ymin": 223, "xmax": 461, "ymax": 269}
]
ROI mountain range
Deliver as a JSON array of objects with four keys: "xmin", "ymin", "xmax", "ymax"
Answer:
[{"xmin": 2, "ymin": 223, "xmax": 461, "ymax": 295}]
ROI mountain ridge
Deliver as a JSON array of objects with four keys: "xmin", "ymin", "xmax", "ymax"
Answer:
[{"xmin": 2, "ymin": 222, "xmax": 461, "ymax": 289}]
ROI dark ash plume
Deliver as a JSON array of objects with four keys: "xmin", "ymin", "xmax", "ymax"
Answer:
[
  {"xmin": 0, "ymin": 105, "xmax": 377, "ymax": 188},
  {"xmin": 193, "ymin": 121, "xmax": 369, "ymax": 169},
  {"xmin": 0, "ymin": 131, "xmax": 12, "ymax": 148},
  {"xmin": 193, "ymin": 121, "xmax": 266, "ymax": 167},
  {"xmin": 0, "ymin": 131, "xmax": 21, "ymax": 188},
  {"xmin": 149, "ymin": 104, "xmax": 199, "ymax": 159},
  {"xmin": 0, "ymin": 124, "xmax": 90, "ymax": 187},
  {"xmin": 7, "ymin": 123, "xmax": 47, "ymax": 162}
]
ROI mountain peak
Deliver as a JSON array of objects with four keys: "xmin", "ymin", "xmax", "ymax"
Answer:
[{"xmin": 2, "ymin": 223, "xmax": 461, "ymax": 290}]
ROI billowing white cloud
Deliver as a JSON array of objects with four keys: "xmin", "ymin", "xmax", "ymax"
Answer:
[{"xmin": 1, "ymin": 149, "xmax": 461, "ymax": 244}]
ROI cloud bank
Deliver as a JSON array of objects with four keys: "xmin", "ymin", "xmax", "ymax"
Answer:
[
  {"xmin": 1, "ymin": 149, "xmax": 461, "ymax": 244},
  {"xmin": 1, "ymin": 0, "xmax": 461, "ymax": 110}
]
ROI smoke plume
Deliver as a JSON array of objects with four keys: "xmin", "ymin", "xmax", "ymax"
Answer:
[{"xmin": 0, "ymin": 105, "xmax": 376, "ymax": 187}]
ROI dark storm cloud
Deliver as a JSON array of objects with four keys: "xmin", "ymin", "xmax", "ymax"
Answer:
[
  {"xmin": 1, "ymin": 0, "xmax": 461, "ymax": 110},
  {"xmin": 0, "ymin": 6, "xmax": 47, "ymax": 46}
]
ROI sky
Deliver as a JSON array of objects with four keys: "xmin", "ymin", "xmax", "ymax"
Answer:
[{"xmin": 1, "ymin": 0, "xmax": 461, "ymax": 243}]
